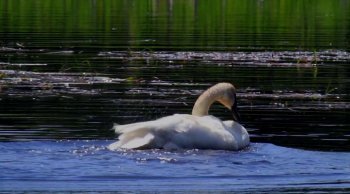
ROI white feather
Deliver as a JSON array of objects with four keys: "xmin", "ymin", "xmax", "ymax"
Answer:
[{"xmin": 108, "ymin": 114, "xmax": 249, "ymax": 150}]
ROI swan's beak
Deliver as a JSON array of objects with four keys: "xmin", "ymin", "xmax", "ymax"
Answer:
[{"xmin": 231, "ymin": 101, "xmax": 241, "ymax": 122}]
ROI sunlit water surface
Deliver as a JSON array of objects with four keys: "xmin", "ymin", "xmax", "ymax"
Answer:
[{"xmin": 1, "ymin": 141, "xmax": 349, "ymax": 193}]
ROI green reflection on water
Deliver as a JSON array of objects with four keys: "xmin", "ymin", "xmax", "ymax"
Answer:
[{"xmin": 1, "ymin": 0, "xmax": 349, "ymax": 50}]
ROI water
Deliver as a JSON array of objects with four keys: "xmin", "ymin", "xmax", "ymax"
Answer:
[
  {"xmin": 1, "ymin": 50, "xmax": 349, "ymax": 151},
  {"xmin": 1, "ymin": 141, "xmax": 349, "ymax": 192},
  {"xmin": 0, "ymin": 0, "xmax": 350, "ymax": 192}
]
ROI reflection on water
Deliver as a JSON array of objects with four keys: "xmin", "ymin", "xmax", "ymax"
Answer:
[{"xmin": 1, "ymin": 0, "xmax": 349, "ymax": 50}]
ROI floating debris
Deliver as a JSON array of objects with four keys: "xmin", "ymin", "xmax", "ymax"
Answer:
[
  {"xmin": 97, "ymin": 50, "xmax": 350, "ymax": 66},
  {"xmin": 45, "ymin": 50, "xmax": 75, "ymax": 55},
  {"xmin": 8, "ymin": 63, "xmax": 47, "ymax": 66},
  {"xmin": 0, "ymin": 70, "xmax": 125, "ymax": 97}
]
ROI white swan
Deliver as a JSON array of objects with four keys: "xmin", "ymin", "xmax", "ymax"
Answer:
[{"xmin": 108, "ymin": 83, "xmax": 250, "ymax": 150}]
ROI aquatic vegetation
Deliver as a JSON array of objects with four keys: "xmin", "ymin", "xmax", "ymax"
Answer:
[
  {"xmin": 325, "ymin": 81, "xmax": 338, "ymax": 95},
  {"xmin": 0, "ymin": 71, "xmax": 6, "ymax": 79}
]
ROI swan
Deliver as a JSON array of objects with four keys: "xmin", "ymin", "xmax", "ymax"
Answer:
[{"xmin": 108, "ymin": 83, "xmax": 250, "ymax": 151}]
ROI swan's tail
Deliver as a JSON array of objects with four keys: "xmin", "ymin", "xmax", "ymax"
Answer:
[
  {"xmin": 112, "ymin": 122, "xmax": 144, "ymax": 134},
  {"xmin": 109, "ymin": 122, "xmax": 156, "ymax": 150},
  {"xmin": 110, "ymin": 123, "xmax": 119, "ymax": 131}
]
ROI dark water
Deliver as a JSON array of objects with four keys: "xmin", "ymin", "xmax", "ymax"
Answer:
[
  {"xmin": 0, "ymin": 0, "xmax": 350, "ymax": 192},
  {"xmin": 1, "ymin": 50, "xmax": 349, "ymax": 151}
]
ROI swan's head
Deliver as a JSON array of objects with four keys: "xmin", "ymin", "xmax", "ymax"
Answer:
[
  {"xmin": 215, "ymin": 83, "xmax": 241, "ymax": 122},
  {"xmin": 192, "ymin": 82, "xmax": 241, "ymax": 122}
]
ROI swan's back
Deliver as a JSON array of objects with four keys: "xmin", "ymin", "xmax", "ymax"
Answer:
[{"xmin": 108, "ymin": 114, "xmax": 250, "ymax": 150}]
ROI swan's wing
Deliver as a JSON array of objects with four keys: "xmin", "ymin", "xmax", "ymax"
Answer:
[
  {"xmin": 175, "ymin": 115, "xmax": 235, "ymax": 149},
  {"xmin": 109, "ymin": 115, "xmax": 184, "ymax": 150},
  {"xmin": 172, "ymin": 116, "xmax": 248, "ymax": 150},
  {"xmin": 223, "ymin": 120, "xmax": 250, "ymax": 148}
]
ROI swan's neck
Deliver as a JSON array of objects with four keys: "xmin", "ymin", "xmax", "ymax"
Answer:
[
  {"xmin": 192, "ymin": 92, "xmax": 215, "ymax": 116},
  {"xmin": 192, "ymin": 87, "xmax": 220, "ymax": 116},
  {"xmin": 192, "ymin": 83, "xmax": 236, "ymax": 116}
]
